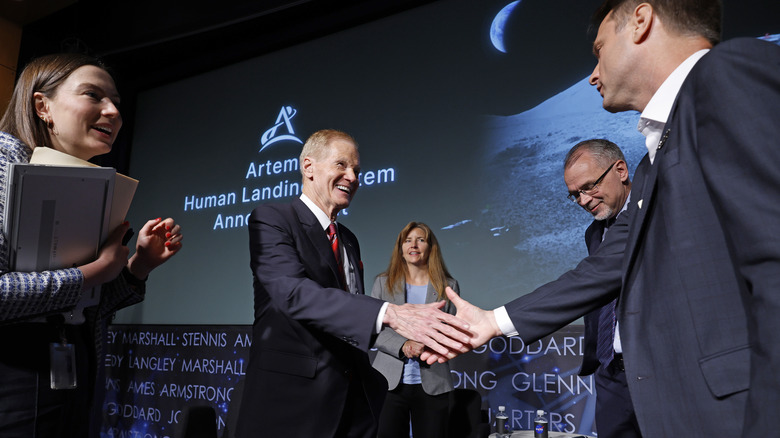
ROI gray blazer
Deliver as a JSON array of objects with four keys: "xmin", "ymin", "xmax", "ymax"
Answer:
[{"xmin": 370, "ymin": 275, "xmax": 459, "ymax": 396}]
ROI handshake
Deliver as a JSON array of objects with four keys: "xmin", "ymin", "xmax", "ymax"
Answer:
[{"xmin": 382, "ymin": 287, "xmax": 502, "ymax": 364}]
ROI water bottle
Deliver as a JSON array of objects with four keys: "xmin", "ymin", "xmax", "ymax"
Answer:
[
  {"xmin": 533, "ymin": 409, "xmax": 548, "ymax": 438},
  {"xmin": 495, "ymin": 405, "xmax": 509, "ymax": 436}
]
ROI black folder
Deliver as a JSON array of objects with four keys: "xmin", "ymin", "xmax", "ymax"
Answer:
[{"xmin": 4, "ymin": 164, "xmax": 116, "ymax": 273}]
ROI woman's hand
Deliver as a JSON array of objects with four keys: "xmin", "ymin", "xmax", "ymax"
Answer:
[
  {"xmin": 402, "ymin": 340, "xmax": 425, "ymax": 359},
  {"xmin": 80, "ymin": 221, "xmax": 132, "ymax": 289},
  {"xmin": 127, "ymin": 217, "xmax": 183, "ymax": 280}
]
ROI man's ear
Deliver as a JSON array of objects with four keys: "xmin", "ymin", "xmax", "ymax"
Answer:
[
  {"xmin": 301, "ymin": 156, "xmax": 314, "ymax": 179},
  {"xmin": 615, "ymin": 159, "xmax": 630, "ymax": 183},
  {"xmin": 631, "ymin": 3, "xmax": 654, "ymax": 44}
]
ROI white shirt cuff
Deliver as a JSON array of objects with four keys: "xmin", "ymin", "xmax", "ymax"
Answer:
[
  {"xmin": 376, "ymin": 302, "xmax": 390, "ymax": 334},
  {"xmin": 494, "ymin": 306, "xmax": 518, "ymax": 337}
]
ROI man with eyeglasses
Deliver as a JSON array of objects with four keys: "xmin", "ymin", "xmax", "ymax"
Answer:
[{"xmin": 563, "ymin": 139, "xmax": 639, "ymax": 438}]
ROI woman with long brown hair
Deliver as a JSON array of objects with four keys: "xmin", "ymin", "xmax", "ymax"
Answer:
[
  {"xmin": 0, "ymin": 53, "xmax": 182, "ymax": 437},
  {"xmin": 371, "ymin": 221, "xmax": 459, "ymax": 438}
]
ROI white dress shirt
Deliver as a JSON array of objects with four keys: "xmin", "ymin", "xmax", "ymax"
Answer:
[
  {"xmin": 638, "ymin": 49, "xmax": 709, "ymax": 163},
  {"xmin": 299, "ymin": 194, "xmax": 388, "ymax": 333}
]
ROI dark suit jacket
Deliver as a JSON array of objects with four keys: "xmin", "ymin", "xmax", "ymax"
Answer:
[
  {"xmin": 505, "ymin": 38, "xmax": 780, "ymax": 437},
  {"xmin": 236, "ymin": 198, "xmax": 387, "ymax": 437}
]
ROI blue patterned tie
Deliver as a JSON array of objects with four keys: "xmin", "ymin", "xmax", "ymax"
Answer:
[
  {"xmin": 596, "ymin": 299, "xmax": 616, "ymax": 366},
  {"xmin": 596, "ymin": 216, "xmax": 617, "ymax": 367}
]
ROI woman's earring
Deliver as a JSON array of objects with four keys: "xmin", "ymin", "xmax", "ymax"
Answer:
[{"xmin": 40, "ymin": 114, "xmax": 54, "ymax": 130}]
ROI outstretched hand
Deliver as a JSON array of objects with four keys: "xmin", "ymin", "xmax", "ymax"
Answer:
[
  {"xmin": 127, "ymin": 217, "xmax": 183, "ymax": 280},
  {"xmin": 383, "ymin": 300, "xmax": 471, "ymax": 360},
  {"xmin": 419, "ymin": 287, "xmax": 503, "ymax": 364}
]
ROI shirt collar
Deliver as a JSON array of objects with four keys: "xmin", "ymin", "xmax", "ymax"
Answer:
[
  {"xmin": 300, "ymin": 194, "xmax": 333, "ymax": 230},
  {"xmin": 619, "ymin": 192, "xmax": 631, "ymax": 216},
  {"xmin": 637, "ymin": 49, "xmax": 709, "ymax": 162},
  {"xmin": 604, "ymin": 192, "xmax": 631, "ymax": 234}
]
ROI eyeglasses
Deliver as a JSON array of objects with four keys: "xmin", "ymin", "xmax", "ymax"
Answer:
[{"xmin": 567, "ymin": 161, "xmax": 617, "ymax": 202}]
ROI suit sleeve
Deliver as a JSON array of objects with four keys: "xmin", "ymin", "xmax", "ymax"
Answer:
[
  {"xmin": 249, "ymin": 204, "xmax": 383, "ymax": 352},
  {"xmin": 688, "ymin": 39, "xmax": 780, "ymax": 435},
  {"xmin": 503, "ymin": 205, "xmax": 628, "ymax": 343}
]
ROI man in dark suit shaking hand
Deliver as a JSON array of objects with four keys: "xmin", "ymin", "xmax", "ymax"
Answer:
[
  {"xmin": 424, "ymin": 1, "xmax": 780, "ymax": 436},
  {"xmin": 236, "ymin": 129, "xmax": 470, "ymax": 438}
]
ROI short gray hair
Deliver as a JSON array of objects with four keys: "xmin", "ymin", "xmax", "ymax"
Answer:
[
  {"xmin": 564, "ymin": 139, "xmax": 626, "ymax": 170},
  {"xmin": 299, "ymin": 129, "xmax": 357, "ymax": 175}
]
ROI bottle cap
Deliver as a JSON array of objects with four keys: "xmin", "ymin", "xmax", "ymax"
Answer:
[{"xmin": 537, "ymin": 409, "xmax": 544, "ymax": 415}]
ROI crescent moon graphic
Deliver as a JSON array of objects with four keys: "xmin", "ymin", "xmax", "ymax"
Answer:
[{"xmin": 490, "ymin": 0, "xmax": 520, "ymax": 53}]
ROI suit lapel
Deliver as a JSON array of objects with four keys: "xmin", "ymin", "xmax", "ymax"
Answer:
[
  {"xmin": 341, "ymin": 229, "xmax": 363, "ymax": 294},
  {"xmin": 386, "ymin": 280, "xmax": 406, "ymax": 304},
  {"xmin": 624, "ymin": 85, "xmax": 681, "ymax": 267},
  {"xmin": 585, "ymin": 220, "xmax": 607, "ymax": 254},
  {"xmin": 623, "ymin": 145, "xmax": 661, "ymax": 293},
  {"xmin": 292, "ymin": 199, "xmax": 341, "ymax": 286},
  {"xmin": 425, "ymin": 283, "xmax": 438, "ymax": 304}
]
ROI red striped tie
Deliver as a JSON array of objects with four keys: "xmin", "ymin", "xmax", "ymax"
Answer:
[{"xmin": 327, "ymin": 223, "xmax": 346, "ymax": 290}]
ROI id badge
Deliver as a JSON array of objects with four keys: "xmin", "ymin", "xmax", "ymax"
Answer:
[{"xmin": 50, "ymin": 342, "xmax": 78, "ymax": 390}]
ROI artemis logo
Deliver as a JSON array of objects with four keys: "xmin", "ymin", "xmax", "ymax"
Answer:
[{"xmin": 259, "ymin": 106, "xmax": 303, "ymax": 152}]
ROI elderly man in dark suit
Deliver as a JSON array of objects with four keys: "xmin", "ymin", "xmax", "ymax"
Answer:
[
  {"xmin": 563, "ymin": 139, "xmax": 639, "ymax": 438},
  {"xmin": 425, "ymin": 1, "xmax": 780, "ymax": 436},
  {"xmin": 236, "ymin": 129, "xmax": 470, "ymax": 438}
]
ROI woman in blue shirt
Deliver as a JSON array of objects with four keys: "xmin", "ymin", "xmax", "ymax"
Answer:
[{"xmin": 371, "ymin": 221, "xmax": 459, "ymax": 438}]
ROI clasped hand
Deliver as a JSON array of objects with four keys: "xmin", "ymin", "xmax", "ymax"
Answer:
[
  {"xmin": 83, "ymin": 218, "xmax": 183, "ymax": 289},
  {"xmin": 414, "ymin": 287, "xmax": 503, "ymax": 365},
  {"xmin": 402, "ymin": 340, "xmax": 425, "ymax": 359},
  {"xmin": 383, "ymin": 299, "xmax": 471, "ymax": 361},
  {"xmin": 383, "ymin": 286, "xmax": 503, "ymax": 364}
]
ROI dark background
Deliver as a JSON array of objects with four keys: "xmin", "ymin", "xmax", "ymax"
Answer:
[{"xmin": 7, "ymin": 0, "xmax": 780, "ymax": 173}]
